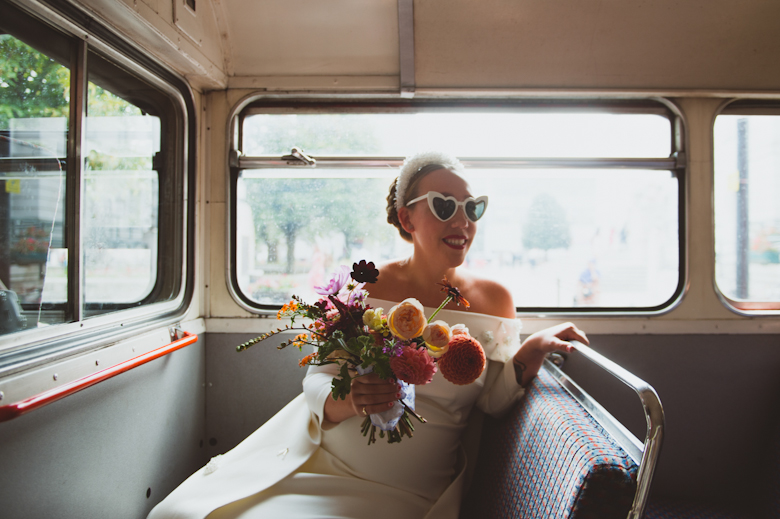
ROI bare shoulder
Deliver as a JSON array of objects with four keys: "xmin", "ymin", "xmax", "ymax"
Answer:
[
  {"xmin": 369, "ymin": 260, "xmax": 409, "ymax": 301},
  {"xmin": 460, "ymin": 274, "xmax": 516, "ymax": 319}
]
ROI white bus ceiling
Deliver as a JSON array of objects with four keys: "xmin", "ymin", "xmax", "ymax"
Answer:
[{"xmin": 2, "ymin": 0, "xmax": 780, "ymax": 518}]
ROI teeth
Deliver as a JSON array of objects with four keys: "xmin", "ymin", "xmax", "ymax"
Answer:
[{"xmin": 444, "ymin": 238, "xmax": 466, "ymax": 246}]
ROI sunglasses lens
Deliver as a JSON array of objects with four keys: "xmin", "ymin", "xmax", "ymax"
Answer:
[
  {"xmin": 466, "ymin": 200, "xmax": 486, "ymax": 222},
  {"xmin": 432, "ymin": 196, "xmax": 457, "ymax": 221}
]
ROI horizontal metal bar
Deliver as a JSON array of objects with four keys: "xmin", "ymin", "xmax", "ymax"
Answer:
[
  {"xmin": 237, "ymin": 155, "xmax": 679, "ymax": 170},
  {"xmin": 566, "ymin": 340, "xmax": 664, "ymax": 519},
  {"xmin": 0, "ymin": 331, "xmax": 198, "ymax": 423}
]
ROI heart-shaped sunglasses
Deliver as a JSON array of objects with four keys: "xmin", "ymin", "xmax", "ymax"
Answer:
[{"xmin": 406, "ymin": 191, "xmax": 489, "ymax": 223}]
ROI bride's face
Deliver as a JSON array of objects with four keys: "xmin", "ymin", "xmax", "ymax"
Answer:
[{"xmin": 401, "ymin": 168, "xmax": 478, "ymax": 268}]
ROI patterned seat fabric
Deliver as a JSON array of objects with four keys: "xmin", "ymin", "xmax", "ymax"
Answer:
[{"xmin": 461, "ymin": 368, "xmax": 638, "ymax": 519}]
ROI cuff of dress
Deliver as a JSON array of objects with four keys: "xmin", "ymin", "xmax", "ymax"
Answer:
[{"xmin": 303, "ymin": 371, "xmax": 338, "ymax": 430}]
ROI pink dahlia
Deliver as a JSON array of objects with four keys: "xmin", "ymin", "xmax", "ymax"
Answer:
[
  {"xmin": 439, "ymin": 334, "xmax": 485, "ymax": 386},
  {"xmin": 390, "ymin": 346, "xmax": 437, "ymax": 385}
]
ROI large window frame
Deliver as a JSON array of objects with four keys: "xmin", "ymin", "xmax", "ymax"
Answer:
[
  {"xmin": 227, "ymin": 99, "xmax": 687, "ymax": 316},
  {"xmin": 0, "ymin": 0, "xmax": 195, "ymax": 373}
]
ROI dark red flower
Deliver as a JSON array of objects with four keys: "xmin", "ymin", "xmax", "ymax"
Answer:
[
  {"xmin": 438, "ymin": 277, "xmax": 470, "ymax": 308},
  {"xmin": 351, "ymin": 260, "xmax": 379, "ymax": 284}
]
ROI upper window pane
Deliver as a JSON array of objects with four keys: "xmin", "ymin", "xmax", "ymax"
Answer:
[
  {"xmin": 242, "ymin": 112, "xmax": 671, "ymax": 158},
  {"xmin": 714, "ymin": 114, "xmax": 780, "ymax": 307},
  {"xmin": 0, "ymin": 32, "xmax": 70, "ymax": 336}
]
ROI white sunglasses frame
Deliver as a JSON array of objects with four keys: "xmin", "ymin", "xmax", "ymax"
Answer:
[{"xmin": 405, "ymin": 191, "xmax": 489, "ymax": 223}]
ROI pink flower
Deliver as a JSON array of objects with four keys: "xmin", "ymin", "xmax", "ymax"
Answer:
[
  {"xmin": 390, "ymin": 346, "xmax": 437, "ymax": 385},
  {"xmin": 314, "ymin": 265, "xmax": 350, "ymax": 296}
]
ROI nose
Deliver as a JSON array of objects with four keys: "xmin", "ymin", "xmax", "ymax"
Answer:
[{"xmin": 450, "ymin": 207, "xmax": 470, "ymax": 228}]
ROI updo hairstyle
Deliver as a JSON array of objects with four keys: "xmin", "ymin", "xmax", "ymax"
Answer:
[{"xmin": 386, "ymin": 152, "xmax": 465, "ymax": 242}]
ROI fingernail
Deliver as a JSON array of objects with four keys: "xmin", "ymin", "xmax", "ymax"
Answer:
[
  {"xmin": 396, "ymin": 392, "xmax": 401, "ymax": 398},
  {"xmin": 388, "ymin": 402, "xmax": 393, "ymax": 408}
]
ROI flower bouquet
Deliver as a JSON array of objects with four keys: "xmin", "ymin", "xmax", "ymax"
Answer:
[{"xmin": 237, "ymin": 260, "xmax": 486, "ymax": 445}]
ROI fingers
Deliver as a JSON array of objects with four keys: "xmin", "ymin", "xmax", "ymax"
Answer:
[
  {"xmin": 555, "ymin": 322, "xmax": 589, "ymax": 346},
  {"xmin": 350, "ymin": 374, "xmax": 399, "ymax": 417}
]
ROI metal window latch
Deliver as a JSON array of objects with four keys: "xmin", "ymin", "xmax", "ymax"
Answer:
[
  {"xmin": 152, "ymin": 151, "xmax": 164, "ymax": 172},
  {"xmin": 281, "ymin": 147, "xmax": 316, "ymax": 166},
  {"xmin": 169, "ymin": 326, "xmax": 184, "ymax": 342}
]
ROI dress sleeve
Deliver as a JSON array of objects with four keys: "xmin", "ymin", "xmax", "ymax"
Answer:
[
  {"xmin": 475, "ymin": 318, "xmax": 525, "ymax": 417},
  {"xmin": 302, "ymin": 362, "xmax": 340, "ymax": 430}
]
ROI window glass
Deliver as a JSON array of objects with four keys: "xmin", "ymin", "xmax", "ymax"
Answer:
[
  {"xmin": 0, "ymin": 33, "xmax": 69, "ymax": 334},
  {"xmin": 714, "ymin": 114, "xmax": 780, "ymax": 305},
  {"xmin": 83, "ymin": 81, "xmax": 160, "ymax": 312},
  {"xmin": 242, "ymin": 112, "xmax": 671, "ymax": 158},
  {"xmin": 237, "ymin": 167, "xmax": 679, "ymax": 310},
  {"xmin": 1, "ymin": 3, "xmax": 186, "ymax": 345}
]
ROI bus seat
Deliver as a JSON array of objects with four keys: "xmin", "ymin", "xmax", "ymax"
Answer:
[{"xmin": 461, "ymin": 366, "xmax": 639, "ymax": 519}]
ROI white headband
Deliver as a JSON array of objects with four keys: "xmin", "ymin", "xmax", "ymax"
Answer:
[{"xmin": 394, "ymin": 151, "xmax": 465, "ymax": 212}]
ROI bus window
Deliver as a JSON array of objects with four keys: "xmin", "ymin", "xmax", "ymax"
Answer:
[
  {"xmin": 231, "ymin": 104, "xmax": 682, "ymax": 313},
  {"xmin": 714, "ymin": 111, "xmax": 780, "ymax": 311},
  {"xmin": 0, "ymin": 2, "xmax": 190, "ymax": 346}
]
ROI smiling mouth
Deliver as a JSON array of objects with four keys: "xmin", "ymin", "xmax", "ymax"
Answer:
[{"xmin": 443, "ymin": 236, "xmax": 468, "ymax": 249}]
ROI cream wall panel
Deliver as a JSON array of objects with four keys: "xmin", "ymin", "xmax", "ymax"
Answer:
[
  {"xmin": 223, "ymin": 0, "xmax": 399, "ymax": 76},
  {"xmin": 79, "ymin": 0, "xmax": 227, "ymax": 90},
  {"xmin": 415, "ymin": 0, "xmax": 780, "ymax": 91}
]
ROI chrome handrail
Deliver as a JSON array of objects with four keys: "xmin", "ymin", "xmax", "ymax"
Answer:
[{"xmin": 543, "ymin": 340, "xmax": 664, "ymax": 519}]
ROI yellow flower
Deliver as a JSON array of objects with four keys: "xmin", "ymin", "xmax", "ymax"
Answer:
[
  {"xmin": 387, "ymin": 298, "xmax": 427, "ymax": 341},
  {"xmin": 363, "ymin": 308, "xmax": 386, "ymax": 332},
  {"xmin": 423, "ymin": 320, "xmax": 451, "ymax": 358}
]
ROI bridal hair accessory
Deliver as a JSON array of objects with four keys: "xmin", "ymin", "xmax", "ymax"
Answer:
[
  {"xmin": 236, "ymin": 261, "xmax": 485, "ymax": 445},
  {"xmin": 395, "ymin": 151, "xmax": 465, "ymax": 212}
]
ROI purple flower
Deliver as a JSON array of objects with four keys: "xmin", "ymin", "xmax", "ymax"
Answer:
[
  {"xmin": 314, "ymin": 265, "xmax": 350, "ymax": 296},
  {"xmin": 382, "ymin": 337, "xmax": 406, "ymax": 357}
]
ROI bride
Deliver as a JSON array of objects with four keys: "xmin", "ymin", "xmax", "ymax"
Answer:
[{"xmin": 148, "ymin": 151, "xmax": 588, "ymax": 519}]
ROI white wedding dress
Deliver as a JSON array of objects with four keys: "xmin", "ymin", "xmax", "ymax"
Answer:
[{"xmin": 148, "ymin": 299, "xmax": 524, "ymax": 519}]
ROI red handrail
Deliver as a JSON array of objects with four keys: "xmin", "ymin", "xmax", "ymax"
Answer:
[{"xmin": 0, "ymin": 331, "xmax": 198, "ymax": 423}]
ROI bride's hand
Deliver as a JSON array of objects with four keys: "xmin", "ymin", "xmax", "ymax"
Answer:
[
  {"xmin": 512, "ymin": 322, "xmax": 588, "ymax": 386},
  {"xmin": 523, "ymin": 322, "xmax": 589, "ymax": 355},
  {"xmin": 348, "ymin": 373, "xmax": 399, "ymax": 418}
]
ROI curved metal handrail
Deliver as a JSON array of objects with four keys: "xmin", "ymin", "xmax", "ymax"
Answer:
[
  {"xmin": 545, "ymin": 340, "xmax": 664, "ymax": 519},
  {"xmin": 0, "ymin": 330, "xmax": 198, "ymax": 423}
]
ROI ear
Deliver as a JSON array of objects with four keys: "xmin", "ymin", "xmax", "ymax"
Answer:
[{"xmin": 398, "ymin": 206, "xmax": 415, "ymax": 234}]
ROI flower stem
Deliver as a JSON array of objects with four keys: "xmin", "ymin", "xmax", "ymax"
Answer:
[{"xmin": 427, "ymin": 295, "xmax": 452, "ymax": 323}]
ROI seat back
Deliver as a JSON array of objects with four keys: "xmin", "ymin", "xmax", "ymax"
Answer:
[{"xmin": 461, "ymin": 366, "xmax": 639, "ymax": 519}]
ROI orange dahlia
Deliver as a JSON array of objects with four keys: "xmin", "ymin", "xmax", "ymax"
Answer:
[{"xmin": 438, "ymin": 334, "xmax": 485, "ymax": 385}]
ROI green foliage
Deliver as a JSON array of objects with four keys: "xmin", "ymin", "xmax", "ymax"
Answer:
[
  {"xmin": 87, "ymin": 83, "xmax": 142, "ymax": 117},
  {"xmin": 331, "ymin": 362, "xmax": 353, "ymax": 401},
  {"xmin": 0, "ymin": 35, "xmax": 70, "ymax": 129},
  {"xmin": 244, "ymin": 177, "xmax": 391, "ymax": 274},
  {"xmin": 0, "ymin": 34, "xmax": 142, "ymax": 130},
  {"xmin": 522, "ymin": 192, "xmax": 572, "ymax": 252}
]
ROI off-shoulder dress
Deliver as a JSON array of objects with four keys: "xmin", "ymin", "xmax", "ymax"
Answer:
[{"xmin": 148, "ymin": 298, "xmax": 524, "ymax": 519}]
